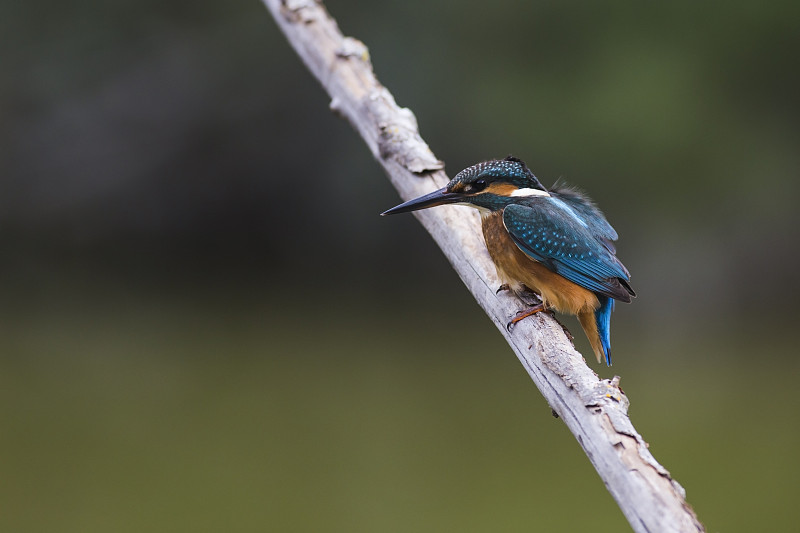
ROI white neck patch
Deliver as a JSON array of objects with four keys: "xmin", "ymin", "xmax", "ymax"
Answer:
[{"xmin": 510, "ymin": 187, "xmax": 550, "ymax": 198}]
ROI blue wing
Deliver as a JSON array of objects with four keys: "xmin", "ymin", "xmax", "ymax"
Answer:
[
  {"xmin": 502, "ymin": 202, "xmax": 634, "ymax": 302},
  {"xmin": 550, "ymin": 184, "xmax": 618, "ymax": 253}
]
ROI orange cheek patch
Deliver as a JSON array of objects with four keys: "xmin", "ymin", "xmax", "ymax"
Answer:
[{"xmin": 484, "ymin": 183, "xmax": 518, "ymax": 196}]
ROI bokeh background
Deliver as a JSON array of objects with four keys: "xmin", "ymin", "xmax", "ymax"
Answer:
[{"xmin": 3, "ymin": 0, "xmax": 799, "ymax": 531}]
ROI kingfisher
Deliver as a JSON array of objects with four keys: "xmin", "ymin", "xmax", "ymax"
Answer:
[{"xmin": 381, "ymin": 156, "xmax": 635, "ymax": 366}]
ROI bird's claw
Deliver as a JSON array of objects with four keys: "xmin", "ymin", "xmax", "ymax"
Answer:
[{"xmin": 505, "ymin": 303, "xmax": 546, "ymax": 332}]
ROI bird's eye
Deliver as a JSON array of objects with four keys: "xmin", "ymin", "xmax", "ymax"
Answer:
[{"xmin": 470, "ymin": 179, "xmax": 487, "ymax": 193}]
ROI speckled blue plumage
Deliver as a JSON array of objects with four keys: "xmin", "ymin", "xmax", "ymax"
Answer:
[
  {"xmin": 502, "ymin": 201, "xmax": 632, "ymax": 303},
  {"xmin": 452, "ymin": 156, "xmax": 546, "ymax": 191},
  {"xmin": 548, "ymin": 184, "xmax": 619, "ymax": 254}
]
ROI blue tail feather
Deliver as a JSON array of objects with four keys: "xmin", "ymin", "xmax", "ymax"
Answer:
[{"xmin": 595, "ymin": 296, "xmax": 615, "ymax": 366}]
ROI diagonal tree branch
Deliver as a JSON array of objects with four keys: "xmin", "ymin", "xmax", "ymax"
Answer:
[{"xmin": 262, "ymin": 1, "xmax": 705, "ymax": 531}]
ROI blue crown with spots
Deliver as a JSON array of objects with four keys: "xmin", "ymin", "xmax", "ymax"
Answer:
[{"xmin": 453, "ymin": 156, "xmax": 547, "ymax": 191}]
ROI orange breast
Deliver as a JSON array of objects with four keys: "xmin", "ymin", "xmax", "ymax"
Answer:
[{"xmin": 481, "ymin": 211, "xmax": 599, "ymax": 316}]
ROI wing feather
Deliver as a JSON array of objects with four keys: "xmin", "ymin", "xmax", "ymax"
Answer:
[
  {"xmin": 550, "ymin": 184, "xmax": 618, "ymax": 253},
  {"xmin": 502, "ymin": 202, "xmax": 634, "ymax": 302}
]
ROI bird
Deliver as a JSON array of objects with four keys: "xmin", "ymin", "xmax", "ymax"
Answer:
[{"xmin": 381, "ymin": 156, "xmax": 635, "ymax": 366}]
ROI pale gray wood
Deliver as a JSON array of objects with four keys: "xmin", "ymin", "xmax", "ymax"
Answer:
[{"xmin": 262, "ymin": 1, "xmax": 705, "ymax": 531}]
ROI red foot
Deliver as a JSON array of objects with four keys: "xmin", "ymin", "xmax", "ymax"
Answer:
[{"xmin": 506, "ymin": 303, "xmax": 546, "ymax": 331}]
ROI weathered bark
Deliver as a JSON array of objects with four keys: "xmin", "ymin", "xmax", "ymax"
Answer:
[{"xmin": 262, "ymin": 1, "xmax": 705, "ymax": 531}]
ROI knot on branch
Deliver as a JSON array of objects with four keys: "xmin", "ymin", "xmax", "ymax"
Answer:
[
  {"xmin": 336, "ymin": 37, "xmax": 371, "ymax": 64},
  {"xmin": 584, "ymin": 375, "xmax": 629, "ymax": 411},
  {"xmin": 281, "ymin": 0, "xmax": 322, "ymax": 23},
  {"xmin": 365, "ymin": 87, "xmax": 444, "ymax": 174}
]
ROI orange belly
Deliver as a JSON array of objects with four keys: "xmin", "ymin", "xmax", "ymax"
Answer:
[{"xmin": 481, "ymin": 212, "xmax": 599, "ymax": 316}]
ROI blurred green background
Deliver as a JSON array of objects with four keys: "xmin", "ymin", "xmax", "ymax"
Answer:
[{"xmin": 2, "ymin": 0, "xmax": 799, "ymax": 531}]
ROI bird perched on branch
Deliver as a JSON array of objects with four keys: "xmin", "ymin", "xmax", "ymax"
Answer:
[{"xmin": 381, "ymin": 156, "xmax": 635, "ymax": 366}]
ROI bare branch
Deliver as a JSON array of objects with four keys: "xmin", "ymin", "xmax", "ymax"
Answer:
[{"xmin": 262, "ymin": 1, "xmax": 704, "ymax": 531}]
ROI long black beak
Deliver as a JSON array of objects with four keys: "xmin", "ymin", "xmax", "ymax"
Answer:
[{"xmin": 380, "ymin": 187, "xmax": 462, "ymax": 216}]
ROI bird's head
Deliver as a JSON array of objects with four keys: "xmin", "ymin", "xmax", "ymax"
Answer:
[{"xmin": 381, "ymin": 156, "xmax": 549, "ymax": 216}]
